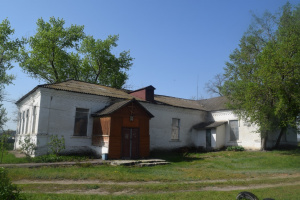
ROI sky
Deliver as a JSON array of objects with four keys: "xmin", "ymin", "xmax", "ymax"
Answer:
[{"xmin": 1, "ymin": 0, "xmax": 299, "ymax": 130}]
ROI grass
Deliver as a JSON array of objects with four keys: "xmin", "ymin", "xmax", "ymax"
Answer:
[
  {"xmin": 22, "ymin": 185, "xmax": 300, "ymax": 200},
  {"xmin": 4, "ymin": 147, "xmax": 300, "ymax": 182},
  {"xmin": 0, "ymin": 152, "xmax": 90, "ymax": 164},
  {"xmin": 17, "ymin": 176, "xmax": 300, "ymax": 193},
  {"xmin": 2, "ymin": 147, "xmax": 300, "ymax": 199}
]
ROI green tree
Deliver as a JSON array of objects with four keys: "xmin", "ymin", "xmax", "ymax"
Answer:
[
  {"xmin": 79, "ymin": 35, "xmax": 133, "ymax": 89},
  {"xmin": 20, "ymin": 17, "xmax": 85, "ymax": 83},
  {"xmin": 0, "ymin": 167, "xmax": 25, "ymax": 200},
  {"xmin": 0, "ymin": 19, "xmax": 21, "ymax": 135},
  {"xmin": 20, "ymin": 17, "xmax": 133, "ymax": 89},
  {"xmin": 0, "ymin": 19, "xmax": 19, "ymax": 85},
  {"xmin": 222, "ymin": 3, "xmax": 300, "ymax": 150}
]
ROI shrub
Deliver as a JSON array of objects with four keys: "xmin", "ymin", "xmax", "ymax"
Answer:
[
  {"xmin": 18, "ymin": 135, "xmax": 37, "ymax": 157},
  {"xmin": 0, "ymin": 132, "xmax": 9, "ymax": 163},
  {"xmin": 226, "ymin": 146, "xmax": 245, "ymax": 151},
  {"xmin": 48, "ymin": 135, "xmax": 65, "ymax": 155},
  {"xmin": 0, "ymin": 167, "xmax": 25, "ymax": 200}
]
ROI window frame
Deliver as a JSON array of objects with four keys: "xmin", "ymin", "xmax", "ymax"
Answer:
[
  {"xmin": 229, "ymin": 120, "xmax": 239, "ymax": 141},
  {"xmin": 32, "ymin": 106, "xmax": 37, "ymax": 134},
  {"xmin": 73, "ymin": 108, "xmax": 89, "ymax": 137},
  {"xmin": 171, "ymin": 118, "xmax": 180, "ymax": 141}
]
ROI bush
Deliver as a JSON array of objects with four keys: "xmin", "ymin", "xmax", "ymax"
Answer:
[
  {"xmin": 0, "ymin": 167, "xmax": 25, "ymax": 200},
  {"xmin": 32, "ymin": 154, "xmax": 90, "ymax": 163},
  {"xmin": 48, "ymin": 135, "xmax": 65, "ymax": 155},
  {"xmin": 226, "ymin": 146, "xmax": 245, "ymax": 151},
  {"xmin": 18, "ymin": 135, "xmax": 37, "ymax": 157}
]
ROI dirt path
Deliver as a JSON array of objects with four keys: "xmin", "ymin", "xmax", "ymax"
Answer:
[
  {"xmin": 13, "ymin": 174, "xmax": 300, "ymax": 195},
  {"xmin": 13, "ymin": 173, "xmax": 300, "ymax": 185},
  {"xmin": 15, "ymin": 181, "xmax": 300, "ymax": 195}
]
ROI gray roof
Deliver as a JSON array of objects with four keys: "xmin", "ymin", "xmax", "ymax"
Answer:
[
  {"xmin": 192, "ymin": 121, "xmax": 227, "ymax": 130},
  {"xmin": 154, "ymin": 95, "xmax": 205, "ymax": 110},
  {"xmin": 197, "ymin": 96, "xmax": 228, "ymax": 111},
  {"xmin": 92, "ymin": 98, "xmax": 154, "ymax": 118},
  {"xmin": 16, "ymin": 80, "xmax": 228, "ymax": 111}
]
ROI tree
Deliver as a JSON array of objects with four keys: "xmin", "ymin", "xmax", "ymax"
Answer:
[
  {"xmin": 0, "ymin": 19, "xmax": 21, "ymax": 133},
  {"xmin": 204, "ymin": 73, "xmax": 226, "ymax": 96},
  {"xmin": 0, "ymin": 167, "xmax": 25, "ymax": 200},
  {"xmin": 79, "ymin": 35, "xmax": 133, "ymax": 89},
  {"xmin": 0, "ymin": 19, "xmax": 19, "ymax": 85},
  {"xmin": 20, "ymin": 17, "xmax": 85, "ymax": 83},
  {"xmin": 20, "ymin": 17, "xmax": 133, "ymax": 89},
  {"xmin": 221, "ymin": 3, "xmax": 300, "ymax": 150}
]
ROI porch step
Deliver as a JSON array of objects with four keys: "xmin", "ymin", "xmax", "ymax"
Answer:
[
  {"xmin": 110, "ymin": 159, "xmax": 170, "ymax": 167},
  {"xmin": 136, "ymin": 161, "xmax": 170, "ymax": 167}
]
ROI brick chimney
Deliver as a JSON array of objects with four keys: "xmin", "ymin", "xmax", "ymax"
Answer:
[{"xmin": 129, "ymin": 86, "xmax": 156, "ymax": 102}]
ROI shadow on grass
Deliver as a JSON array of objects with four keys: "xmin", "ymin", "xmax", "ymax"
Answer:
[
  {"xmin": 273, "ymin": 145, "xmax": 300, "ymax": 156},
  {"xmin": 149, "ymin": 148, "xmax": 205, "ymax": 163}
]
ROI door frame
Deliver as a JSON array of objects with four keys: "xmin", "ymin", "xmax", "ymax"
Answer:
[{"xmin": 121, "ymin": 127, "xmax": 140, "ymax": 159}]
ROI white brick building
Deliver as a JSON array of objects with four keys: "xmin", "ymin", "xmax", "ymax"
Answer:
[{"xmin": 14, "ymin": 80, "xmax": 298, "ymax": 158}]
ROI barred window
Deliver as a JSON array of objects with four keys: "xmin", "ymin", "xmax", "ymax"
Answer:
[
  {"xmin": 171, "ymin": 118, "xmax": 180, "ymax": 140},
  {"xmin": 21, "ymin": 111, "xmax": 25, "ymax": 134},
  {"xmin": 74, "ymin": 108, "xmax": 89, "ymax": 136},
  {"xmin": 229, "ymin": 120, "xmax": 239, "ymax": 141},
  {"xmin": 25, "ymin": 109, "xmax": 29, "ymax": 134},
  {"xmin": 32, "ymin": 106, "xmax": 37, "ymax": 133}
]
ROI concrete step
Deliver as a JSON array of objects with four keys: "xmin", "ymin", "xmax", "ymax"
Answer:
[
  {"xmin": 110, "ymin": 159, "xmax": 170, "ymax": 167},
  {"xmin": 137, "ymin": 162, "xmax": 170, "ymax": 167}
]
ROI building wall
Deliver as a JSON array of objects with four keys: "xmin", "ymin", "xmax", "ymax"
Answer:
[
  {"xmin": 216, "ymin": 124, "xmax": 226, "ymax": 149},
  {"xmin": 141, "ymin": 103, "xmax": 206, "ymax": 151},
  {"xmin": 211, "ymin": 110, "xmax": 261, "ymax": 150},
  {"xmin": 16, "ymin": 88, "xmax": 112, "ymax": 156},
  {"xmin": 267, "ymin": 128, "xmax": 298, "ymax": 148},
  {"xmin": 14, "ymin": 89, "xmax": 41, "ymax": 153}
]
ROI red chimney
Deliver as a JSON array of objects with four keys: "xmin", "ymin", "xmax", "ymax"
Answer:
[{"xmin": 129, "ymin": 86, "xmax": 155, "ymax": 102}]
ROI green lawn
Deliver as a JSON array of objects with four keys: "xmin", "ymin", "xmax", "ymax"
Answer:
[
  {"xmin": 2, "ymin": 147, "xmax": 300, "ymax": 199},
  {"xmin": 23, "ymin": 185, "xmax": 300, "ymax": 200}
]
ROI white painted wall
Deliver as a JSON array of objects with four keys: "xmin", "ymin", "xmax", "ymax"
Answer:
[
  {"xmin": 14, "ymin": 89, "xmax": 41, "ymax": 155},
  {"xmin": 267, "ymin": 128, "xmax": 298, "ymax": 148},
  {"xmin": 216, "ymin": 124, "xmax": 226, "ymax": 149},
  {"xmin": 142, "ymin": 103, "xmax": 207, "ymax": 151},
  {"xmin": 15, "ymin": 88, "xmax": 296, "ymax": 157},
  {"xmin": 15, "ymin": 88, "xmax": 112, "ymax": 156},
  {"xmin": 211, "ymin": 110, "xmax": 261, "ymax": 150},
  {"xmin": 191, "ymin": 129, "xmax": 206, "ymax": 148}
]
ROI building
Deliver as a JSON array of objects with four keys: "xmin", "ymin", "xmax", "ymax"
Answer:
[{"xmin": 14, "ymin": 80, "xmax": 297, "ymax": 158}]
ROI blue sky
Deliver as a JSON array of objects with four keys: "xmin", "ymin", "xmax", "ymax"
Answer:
[{"xmin": 1, "ymin": 0, "xmax": 299, "ymax": 129}]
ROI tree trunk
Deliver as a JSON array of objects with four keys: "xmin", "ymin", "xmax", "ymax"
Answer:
[
  {"xmin": 274, "ymin": 127, "xmax": 287, "ymax": 149},
  {"xmin": 261, "ymin": 132, "xmax": 268, "ymax": 151}
]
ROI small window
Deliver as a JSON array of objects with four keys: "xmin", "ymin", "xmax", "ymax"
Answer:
[
  {"xmin": 17, "ymin": 112, "xmax": 21, "ymax": 134},
  {"xmin": 74, "ymin": 108, "xmax": 89, "ymax": 136},
  {"xmin": 171, "ymin": 118, "xmax": 180, "ymax": 140},
  {"xmin": 25, "ymin": 109, "xmax": 29, "ymax": 134},
  {"xmin": 229, "ymin": 120, "xmax": 239, "ymax": 141},
  {"xmin": 21, "ymin": 111, "xmax": 25, "ymax": 134},
  {"xmin": 32, "ymin": 106, "xmax": 37, "ymax": 133}
]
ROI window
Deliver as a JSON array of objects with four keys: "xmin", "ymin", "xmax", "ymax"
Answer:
[
  {"xmin": 32, "ymin": 106, "xmax": 37, "ymax": 133},
  {"xmin": 21, "ymin": 111, "xmax": 25, "ymax": 134},
  {"xmin": 25, "ymin": 109, "xmax": 29, "ymax": 134},
  {"xmin": 74, "ymin": 108, "xmax": 89, "ymax": 136},
  {"xmin": 229, "ymin": 120, "xmax": 239, "ymax": 141},
  {"xmin": 17, "ymin": 112, "xmax": 21, "ymax": 134},
  {"xmin": 171, "ymin": 118, "xmax": 180, "ymax": 140}
]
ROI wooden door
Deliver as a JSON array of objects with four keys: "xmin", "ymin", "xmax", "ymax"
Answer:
[{"xmin": 122, "ymin": 128, "xmax": 139, "ymax": 159}]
